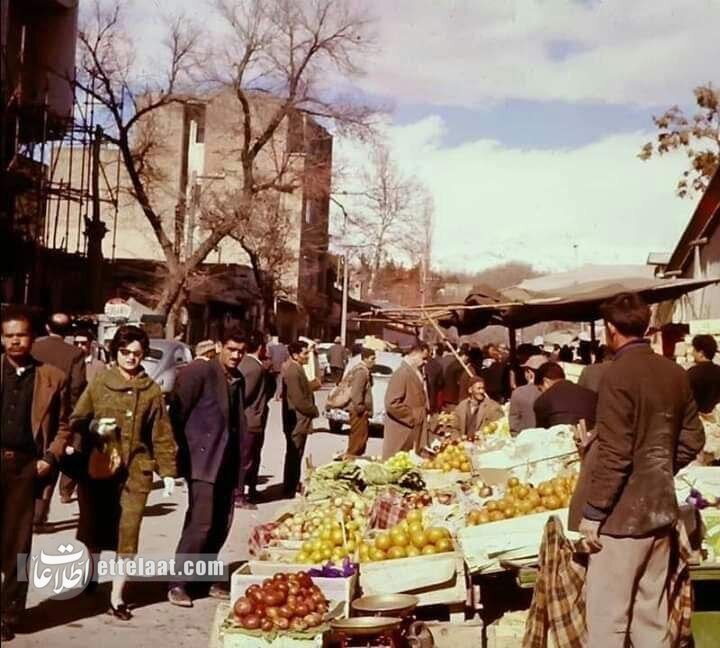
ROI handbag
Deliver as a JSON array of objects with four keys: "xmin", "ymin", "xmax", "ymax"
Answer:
[
  {"xmin": 87, "ymin": 420, "xmax": 123, "ymax": 479},
  {"xmin": 88, "ymin": 444, "xmax": 122, "ymax": 479},
  {"xmin": 326, "ymin": 365, "xmax": 365, "ymax": 410}
]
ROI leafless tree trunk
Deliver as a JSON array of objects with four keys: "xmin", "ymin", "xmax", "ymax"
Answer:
[{"xmin": 78, "ymin": 0, "xmax": 376, "ymax": 335}]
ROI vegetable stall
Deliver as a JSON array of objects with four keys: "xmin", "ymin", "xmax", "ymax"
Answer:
[{"xmin": 210, "ymin": 410, "xmax": 720, "ymax": 647}]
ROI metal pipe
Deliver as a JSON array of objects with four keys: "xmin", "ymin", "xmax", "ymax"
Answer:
[{"xmin": 76, "ymin": 69, "xmax": 88, "ymax": 253}]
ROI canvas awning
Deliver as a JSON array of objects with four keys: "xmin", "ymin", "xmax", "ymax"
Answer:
[{"xmin": 359, "ymin": 276, "xmax": 720, "ymax": 335}]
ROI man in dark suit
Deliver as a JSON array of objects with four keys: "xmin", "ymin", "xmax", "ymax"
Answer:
[
  {"xmin": 572, "ymin": 293, "xmax": 704, "ymax": 647},
  {"xmin": 31, "ymin": 312, "xmax": 87, "ymax": 406},
  {"xmin": 424, "ymin": 345, "xmax": 445, "ymax": 414},
  {"xmin": 31, "ymin": 312, "xmax": 86, "ymax": 516},
  {"xmin": 168, "ymin": 331, "xmax": 248, "ymax": 608},
  {"xmin": 533, "ymin": 362, "xmax": 598, "ymax": 430},
  {"xmin": 237, "ymin": 332, "xmax": 274, "ymax": 507},
  {"xmin": 1, "ymin": 307, "xmax": 70, "ymax": 641},
  {"xmin": 282, "ymin": 341, "xmax": 319, "ymax": 497}
]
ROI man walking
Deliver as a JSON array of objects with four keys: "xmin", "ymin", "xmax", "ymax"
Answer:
[
  {"xmin": 345, "ymin": 348, "xmax": 375, "ymax": 457},
  {"xmin": 383, "ymin": 342, "xmax": 430, "ymax": 459},
  {"xmin": 31, "ymin": 312, "xmax": 86, "ymax": 519},
  {"xmin": 32, "ymin": 312, "xmax": 86, "ymax": 406},
  {"xmin": 327, "ymin": 336, "xmax": 347, "ymax": 384},
  {"xmin": 73, "ymin": 329, "xmax": 106, "ymax": 383},
  {"xmin": 267, "ymin": 334, "xmax": 289, "ymax": 400},
  {"xmin": 237, "ymin": 332, "xmax": 274, "ymax": 507},
  {"xmin": 1, "ymin": 307, "xmax": 70, "ymax": 641},
  {"xmin": 168, "ymin": 331, "xmax": 248, "ymax": 607},
  {"xmin": 282, "ymin": 341, "xmax": 319, "ymax": 497},
  {"xmin": 575, "ymin": 293, "xmax": 704, "ymax": 647}
]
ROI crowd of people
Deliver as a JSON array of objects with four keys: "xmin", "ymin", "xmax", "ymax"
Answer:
[
  {"xmin": 1, "ymin": 292, "xmax": 718, "ymax": 645},
  {"xmin": 0, "ymin": 307, "xmax": 353, "ymax": 640}
]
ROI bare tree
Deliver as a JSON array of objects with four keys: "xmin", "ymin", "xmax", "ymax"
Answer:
[
  {"xmin": 194, "ymin": 0, "xmax": 378, "ymax": 327},
  {"xmin": 345, "ymin": 142, "xmax": 423, "ymax": 296},
  {"xmin": 78, "ymin": 0, "xmax": 376, "ymax": 334},
  {"xmin": 639, "ymin": 82, "xmax": 720, "ymax": 198},
  {"xmin": 414, "ymin": 190, "xmax": 434, "ymax": 305}
]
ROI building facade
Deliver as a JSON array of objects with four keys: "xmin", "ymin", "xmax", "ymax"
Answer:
[
  {"xmin": 47, "ymin": 88, "xmax": 334, "ymax": 338},
  {"xmin": 663, "ymin": 168, "xmax": 720, "ymax": 320}
]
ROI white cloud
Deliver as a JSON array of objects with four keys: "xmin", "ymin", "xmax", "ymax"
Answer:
[
  {"xmin": 117, "ymin": 0, "xmax": 718, "ymax": 107},
  {"xmin": 335, "ymin": 116, "xmax": 695, "ymax": 273},
  {"xmin": 360, "ymin": 0, "xmax": 720, "ymax": 107}
]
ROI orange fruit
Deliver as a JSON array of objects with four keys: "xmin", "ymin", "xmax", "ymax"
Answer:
[
  {"xmin": 374, "ymin": 532, "xmax": 391, "ymax": 551},
  {"xmin": 387, "ymin": 545, "xmax": 407, "ymax": 560}
]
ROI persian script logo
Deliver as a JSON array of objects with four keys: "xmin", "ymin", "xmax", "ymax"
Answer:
[{"xmin": 27, "ymin": 541, "xmax": 92, "ymax": 599}]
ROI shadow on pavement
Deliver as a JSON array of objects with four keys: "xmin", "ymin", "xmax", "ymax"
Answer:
[
  {"xmin": 255, "ymin": 483, "xmax": 293, "ymax": 504},
  {"xmin": 142, "ymin": 502, "xmax": 178, "ymax": 517},
  {"xmin": 21, "ymin": 584, "xmax": 112, "ymax": 633}
]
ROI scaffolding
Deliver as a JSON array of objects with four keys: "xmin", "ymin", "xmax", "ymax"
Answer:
[{"xmin": 3, "ymin": 69, "xmax": 123, "ymax": 261}]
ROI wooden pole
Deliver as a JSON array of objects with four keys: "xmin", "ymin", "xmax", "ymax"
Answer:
[
  {"xmin": 421, "ymin": 308, "xmax": 474, "ymax": 376},
  {"xmin": 508, "ymin": 326, "xmax": 518, "ymax": 364}
]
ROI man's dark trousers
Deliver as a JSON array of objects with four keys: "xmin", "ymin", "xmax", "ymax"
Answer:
[
  {"xmin": 1, "ymin": 450, "xmax": 36, "ymax": 619},
  {"xmin": 239, "ymin": 428, "xmax": 265, "ymax": 498},
  {"xmin": 171, "ymin": 451, "xmax": 236, "ymax": 590}
]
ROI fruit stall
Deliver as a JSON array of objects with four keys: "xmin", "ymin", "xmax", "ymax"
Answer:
[{"xmin": 213, "ymin": 422, "xmax": 720, "ymax": 648}]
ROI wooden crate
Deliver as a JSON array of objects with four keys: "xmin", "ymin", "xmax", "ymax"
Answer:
[
  {"xmin": 230, "ymin": 562, "xmax": 357, "ymax": 618},
  {"xmin": 425, "ymin": 620, "xmax": 484, "ymax": 647},
  {"xmin": 209, "ymin": 603, "xmax": 322, "ymax": 648},
  {"xmin": 359, "ymin": 553, "xmax": 468, "ymax": 620}
]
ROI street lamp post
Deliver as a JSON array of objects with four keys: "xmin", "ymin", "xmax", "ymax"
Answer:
[{"xmin": 340, "ymin": 249, "xmax": 349, "ymax": 347}]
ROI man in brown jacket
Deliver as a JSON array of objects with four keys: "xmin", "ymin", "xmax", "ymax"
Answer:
[
  {"xmin": 1, "ymin": 307, "xmax": 71, "ymax": 641},
  {"xmin": 31, "ymin": 312, "xmax": 87, "ymax": 515},
  {"xmin": 382, "ymin": 342, "xmax": 430, "ymax": 459},
  {"xmin": 454, "ymin": 376, "xmax": 504, "ymax": 438},
  {"xmin": 345, "ymin": 348, "xmax": 376, "ymax": 457},
  {"xmin": 573, "ymin": 293, "xmax": 704, "ymax": 648}
]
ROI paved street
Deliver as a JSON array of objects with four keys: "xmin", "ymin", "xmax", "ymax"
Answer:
[{"xmin": 13, "ymin": 388, "xmax": 382, "ymax": 648}]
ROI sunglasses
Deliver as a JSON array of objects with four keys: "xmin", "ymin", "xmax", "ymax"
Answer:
[{"xmin": 118, "ymin": 348, "xmax": 144, "ymax": 359}]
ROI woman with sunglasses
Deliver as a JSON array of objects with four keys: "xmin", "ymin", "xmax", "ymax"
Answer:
[{"xmin": 70, "ymin": 325, "xmax": 177, "ymax": 619}]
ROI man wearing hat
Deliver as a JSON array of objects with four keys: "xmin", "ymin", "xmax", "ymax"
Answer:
[{"xmin": 508, "ymin": 355, "xmax": 545, "ymax": 435}]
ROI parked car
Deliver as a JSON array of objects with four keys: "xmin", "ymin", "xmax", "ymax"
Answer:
[
  {"xmin": 142, "ymin": 339, "xmax": 193, "ymax": 393},
  {"xmin": 326, "ymin": 351, "xmax": 403, "ymax": 433}
]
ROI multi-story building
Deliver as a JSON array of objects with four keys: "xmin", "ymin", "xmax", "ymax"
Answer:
[{"xmin": 48, "ymin": 88, "xmax": 334, "ymax": 338}]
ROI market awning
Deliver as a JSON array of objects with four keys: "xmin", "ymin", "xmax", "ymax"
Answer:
[{"xmin": 358, "ymin": 276, "xmax": 720, "ymax": 335}]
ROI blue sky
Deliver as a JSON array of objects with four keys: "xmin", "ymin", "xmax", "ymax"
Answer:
[
  {"xmin": 126, "ymin": 0, "xmax": 719, "ymax": 272},
  {"xmin": 391, "ymin": 100, "xmax": 673, "ymax": 150}
]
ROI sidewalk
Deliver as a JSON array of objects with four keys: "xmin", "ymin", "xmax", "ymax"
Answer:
[{"xmin": 14, "ymin": 392, "xmax": 382, "ymax": 648}]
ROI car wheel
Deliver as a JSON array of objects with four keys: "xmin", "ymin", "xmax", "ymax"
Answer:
[{"xmin": 329, "ymin": 419, "xmax": 344, "ymax": 435}]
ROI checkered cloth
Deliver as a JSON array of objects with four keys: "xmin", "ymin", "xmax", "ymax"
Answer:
[
  {"xmin": 369, "ymin": 489, "xmax": 408, "ymax": 529},
  {"xmin": 522, "ymin": 517, "xmax": 693, "ymax": 648},
  {"xmin": 248, "ymin": 521, "xmax": 278, "ymax": 558}
]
